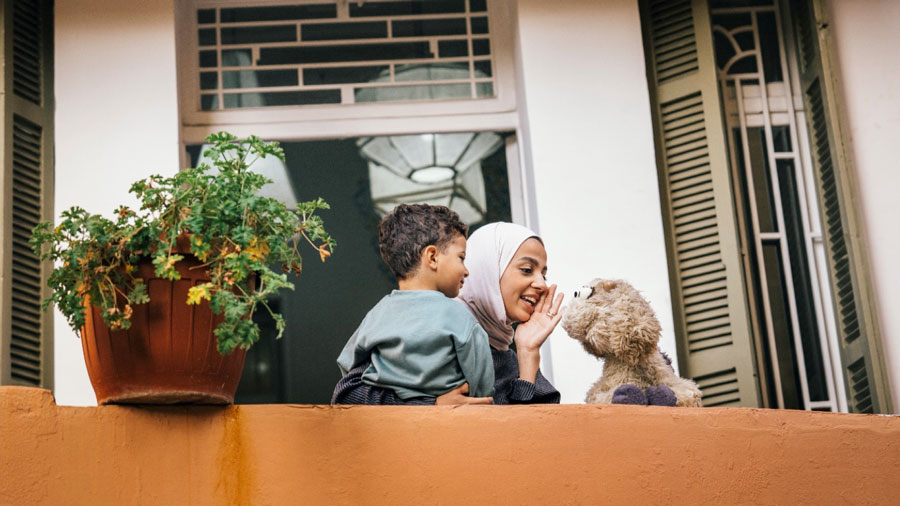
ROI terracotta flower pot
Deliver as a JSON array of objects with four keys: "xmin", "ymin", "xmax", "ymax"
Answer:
[{"xmin": 80, "ymin": 238, "xmax": 247, "ymax": 404}]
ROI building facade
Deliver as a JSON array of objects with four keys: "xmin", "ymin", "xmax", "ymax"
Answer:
[{"xmin": 1, "ymin": 0, "xmax": 897, "ymax": 412}]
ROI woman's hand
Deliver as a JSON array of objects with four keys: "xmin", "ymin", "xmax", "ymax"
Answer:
[
  {"xmin": 514, "ymin": 284, "xmax": 565, "ymax": 382},
  {"xmin": 435, "ymin": 383, "xmax": 493, "ymax": 405}
]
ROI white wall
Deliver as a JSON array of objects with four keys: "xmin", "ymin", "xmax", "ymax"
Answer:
[
  {"xmin": 54, "ymin": 0, "xmax": 180, "ymax": 406},
  {"xmin": 514, "ymin": 0, "xmax": 677, "ymax": 403},
  {"xmin": 827, "ymin": 0, "xmax": 900, "ymax": 412}
]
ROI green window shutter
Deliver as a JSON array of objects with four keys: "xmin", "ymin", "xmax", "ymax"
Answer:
[
  {"xmin": 639, "ymin": 0, "xmax": 759, "ymax": 407},
  {"xmin": 0, "ymin": 0, "xmax": 54, "ymax": 388},
  {"xmin": 789, "ymin": 0, "xmax": 891, "ymax": 413}
]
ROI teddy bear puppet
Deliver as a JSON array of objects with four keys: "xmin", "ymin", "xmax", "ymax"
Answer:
[{"xmin": 561, "ymin": 279, "xmax": 702, "ymax": 407}]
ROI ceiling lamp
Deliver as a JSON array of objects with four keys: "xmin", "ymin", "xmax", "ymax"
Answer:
[{"xmin": 358, "ymin": 131, "xmax": 504, "ymax": 224}]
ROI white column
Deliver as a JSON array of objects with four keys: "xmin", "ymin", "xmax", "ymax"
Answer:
[
  {"xmin": 514, "ymin": 0, "xmax": 676, "ymax": 402},
  {"xmin": 54, "ymin": 0, "xmax": 181, "ymax": 405}
]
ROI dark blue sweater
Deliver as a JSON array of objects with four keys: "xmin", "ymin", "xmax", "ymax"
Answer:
[{"xmin": 331, "ymin": 347, "xmax": 560, "ymax": 405}]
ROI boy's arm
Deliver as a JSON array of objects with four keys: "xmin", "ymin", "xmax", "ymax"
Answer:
[
  {"xmin": 335, "ymin": 327, "xmax": 359, "ymax": 376},
  {"xmin": 454, "ymin": 325, "xmax": 495, "ymax": 399}
]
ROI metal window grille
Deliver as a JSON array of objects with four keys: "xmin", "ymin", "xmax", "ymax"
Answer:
[
  {"xmin": 192, "ymin": 0, "xmax": 496, "ymax": 111},
  {"xmin": 712, "ymin": 0, "xmax": 844, "ymax": 412}
]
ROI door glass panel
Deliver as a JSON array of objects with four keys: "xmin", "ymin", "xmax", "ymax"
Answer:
[{"xmin": 186, "ymin": 132, "xmax": 513, "ymax": 403}]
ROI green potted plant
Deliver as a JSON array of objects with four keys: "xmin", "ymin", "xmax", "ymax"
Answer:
[{"xmin": 30, "ymin": 132, "xmax": 335, "ymax": 404}]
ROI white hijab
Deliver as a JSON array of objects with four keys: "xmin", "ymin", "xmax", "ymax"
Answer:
[{"xmin": 457, "ymin": 222, "xmax": 540, "ymax": 351}]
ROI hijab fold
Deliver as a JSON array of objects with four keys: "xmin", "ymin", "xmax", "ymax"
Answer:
[{"xmin": 457, "ymin": 222, "xmax": 539, "ymax": 351}]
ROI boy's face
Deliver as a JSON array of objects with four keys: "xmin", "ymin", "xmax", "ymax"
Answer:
[{"xmin": 434, "ymin": 234, "xmax": 469, "ymax": 298}]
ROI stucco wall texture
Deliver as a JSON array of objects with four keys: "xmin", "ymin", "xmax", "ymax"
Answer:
[{"xmin": 2, "ymin": 387, "xmax": 899, "ymax": 505}]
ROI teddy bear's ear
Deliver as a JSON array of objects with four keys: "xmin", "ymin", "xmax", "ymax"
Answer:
[{"xmin": 613, "ymin": 311, "xmax": 660, "ymax": 366}]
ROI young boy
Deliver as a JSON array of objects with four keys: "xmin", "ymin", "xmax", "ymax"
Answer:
[{"xmin": 336, "ymin": 204, "xmax": 494, "ymax": 400}]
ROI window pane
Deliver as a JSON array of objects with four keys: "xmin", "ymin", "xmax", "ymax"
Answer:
[
  {"xmin": 474, "ymin": 60, "xmax": 492, "ymax": 77},
  {"xmin": 762, "ymin": 243, "xmax": 802, "ymax": 409},
  {"xmin": 199, "ymin": 72, "xmax": 218, "ymax": 90},
  {"xmin": 220, "ymin": 4, "xmax": 336, "ymax": 23},
  {"xmin": 222, "ymin": 70, "xmax": 299, "ymax": 89},
  {"xmin": 771, "ymin": 125, "xmax": 792, "ymax": 152},
  {"xmin": 392, "ymin": 18, "xmax": 467, "ymax": 37},
  {"xmin": 200, "ymin": 94, "xmax": 218, "ymax": 110},
  {"xmin": 259, "ymin": 42, "xmax": 433, "ymax": 65},
  {"xmin": 303, "ymin": 65, "xmax": 389, "ymax": 85},
  {"xmin": 471, "ymin": 17, "xmax": 489, "ymax": 34},
  {"xmin": 349, "ymin": 0, "xmax": 465, "ymax": 17},
  {"xmin": 222, "ymin": 49, "xmax": 252, "ymax": 67},
  {"xmin": 438, "ymin": 40, "xmax": 468, "ymax": 58},
  {"xmin": 476, "ymin": 82, "xmax": 494, "ymax": 97},
  {"xmin": 472, "ymin": 38, "xmax": 490, "ymax": 56},
  {"xmin": 223, "ymin": 89, "xmax": 341, "ymax": 108},
  {"xmin": 221, "ymin": 26, "xmax": 297, "ymax": 45},
  {"xmin": 758, "ymin": 12, "xmax": 784, "ymax": 82},
  {"xmin": 777, "ymin": 159, "xmax": 828, "ymax": 402},
  {"xmin": 198, "ymin": 28, "xmax": 216, "ymax": 46},
  {"xmin": 395, "ymin": 63, "xmax": 470, "ymax": 81},
  {"xmin": 355, "ymin": 83, "xmax": 471, "ymax": 103},
  {"xmin": 746, "ymin": 128, "xmax": 778, "ymax": 233},
  {"xmin": 302, "ymin": 21, "xmax": 387, "ymax": 41},
  {"xmin": 199, "ymin": 50, "xmax": 217, "ymax": 68},
  {"xmin": 197, "ymin": 9, "xmax": 215, "ymax": 24}
]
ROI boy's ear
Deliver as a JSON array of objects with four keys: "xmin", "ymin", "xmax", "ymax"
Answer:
[{"xmin": 422, "ymin": 245, "xmax": 439, "ymax": 271}]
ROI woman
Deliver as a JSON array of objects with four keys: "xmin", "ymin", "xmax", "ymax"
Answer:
[{"xmin": 332, "ymin": 222, "xmax": 564, "ymax": 405}]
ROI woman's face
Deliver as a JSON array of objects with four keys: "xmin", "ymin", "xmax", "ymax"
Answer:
[{"xmin": 499, "ymin": 238, "xmax": 548, "ymax": 323}]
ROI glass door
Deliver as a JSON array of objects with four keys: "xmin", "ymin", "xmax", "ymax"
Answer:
[{"xmin": 188, "ymin": 131, "xmax": 516, "ymax": 403}]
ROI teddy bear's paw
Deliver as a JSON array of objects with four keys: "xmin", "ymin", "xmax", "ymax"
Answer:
[
  {"xmin": 611, "ymin": 384, "xmax": 647, "ymax": 405},
  {"xmin": 645, "ymin": 385, "xmax": 676, "ymax": 407}
]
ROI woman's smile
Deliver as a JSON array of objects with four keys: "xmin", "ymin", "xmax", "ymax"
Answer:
[{"xmin": 519, "ymin": 295, "xmax": 538, "ymax": 312}]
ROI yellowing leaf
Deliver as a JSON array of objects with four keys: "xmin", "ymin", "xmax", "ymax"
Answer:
[
  {"xmin": 318, "ymin": 245, "xmax": 331, "ymax": 263},
  {"xmin": 245, "ymin": 237, "xmax": 270, "ymax": 261},
  {"xmin": 186, "ymin": 283, "xmax": 213, "ymax": 305}
]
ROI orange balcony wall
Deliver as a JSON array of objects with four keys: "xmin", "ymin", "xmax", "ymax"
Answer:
[{"xmin": 2, "ymin": 386, "xmax": 899, "ymax": 505}]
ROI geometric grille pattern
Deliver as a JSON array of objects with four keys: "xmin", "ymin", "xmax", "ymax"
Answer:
[{"xmin": 194, "ymin": 0, "xmax": 495, "ymax": 110}]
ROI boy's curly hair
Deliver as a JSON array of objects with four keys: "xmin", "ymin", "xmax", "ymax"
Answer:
[{"xmin": 378, "ymin": 204, "xmax": 468, "ymax": 280}]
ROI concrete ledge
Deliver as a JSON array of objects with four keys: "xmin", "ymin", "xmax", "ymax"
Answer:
[{"xmin": 2, "ymin": 386, "xmax": 899, "ymax": 505}]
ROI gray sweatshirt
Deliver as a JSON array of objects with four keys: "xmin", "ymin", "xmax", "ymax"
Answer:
[{"xmin": 336, "ymin": 290, "xmax": 494, "ymax": 399}]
